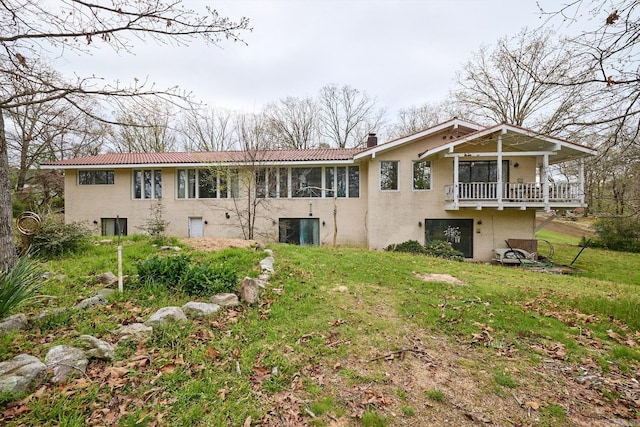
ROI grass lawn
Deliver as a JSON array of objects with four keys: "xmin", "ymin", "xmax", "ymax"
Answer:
[{"xmin": 1, "ymin": 235, "xmax": 639, "ymax": 426}]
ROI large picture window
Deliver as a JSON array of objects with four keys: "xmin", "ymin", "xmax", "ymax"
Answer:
[
  {"xmin": 78, "ymin": 170, "xmax": 114, "ymax": 185},
  {"xmin": 459, "ymin": 160, "xmax": 509, "ymax": 183},
  {"xmin": 380, "ymin": 161, "xmax": 399, "ymax": 191},
  {"xmin": 325, "ymin": 166, "xmax": 360, "ymax": 198},
  {"xmin": 292, "ymin": 167, "xmax": 322, "ymax": 197},
  {"xmin": 279, "ymin": 218, "xmax": 319, "ymax": 246},
  {"xmin": 413, "ymin": 161, "xmax": 431, "ymax": 190},
  {"xmin": 133, "ymin": 169, "xmax": 162, "ymax": 199},
  {"xmin": 177, "ymin": 168, "xmax": 239, "ymax": 199}
]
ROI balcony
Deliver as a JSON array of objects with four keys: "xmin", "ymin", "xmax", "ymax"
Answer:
[{"xmin": 444, "ymin": 182, "xmax": 585, "ymax": 210}]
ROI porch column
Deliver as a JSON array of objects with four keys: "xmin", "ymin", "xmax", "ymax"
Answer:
[
  {"xmin": 453, "ymin": 155, "xmax": 459, "ymax": 209},
  {"xmin": 497, "ymin": 135, "xmax": 503, "ymax": 209},
  {"xmin": 542, "ymin": 154, "xmax": 550, "ymax": 211},
  {"xmin": 579, "ymin": 157, "xmax": 585, "ymax": 204}
]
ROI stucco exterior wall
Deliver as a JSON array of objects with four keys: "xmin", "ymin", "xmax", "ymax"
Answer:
[{"xmin": 63, "ymin": 165, "xmax": 369, "ymax": 247}]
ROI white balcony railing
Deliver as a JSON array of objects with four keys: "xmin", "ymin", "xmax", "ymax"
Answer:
[{"xmin": 444, "ymin": 182, "xmax": 583, "ymax": 204}]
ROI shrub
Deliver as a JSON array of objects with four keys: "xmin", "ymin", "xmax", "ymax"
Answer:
[
  {"xmin": 384, "ymin": 240, "xmax": 426, "ymax": 255},
  {"xmin": 181, "ymin": 263, "xmax": 237, "ymax": 297},
  {"xmin": 385, "ymin": 239, "xmax": 465, "ymax": 261},
  {"xmin": 424, "ymin": 240, "xmax": 465, "ymax": 262},
  {"xmin": 0, "ymin": 254, "xmax": 47, "ymax": 320},
  {"xmin": 28, "ymin": 219, "xmax": 90, "ymax": 258},
  {"xmin": 592, "ymin": 217, "xmax": 640, "ymax": 253},
  {"xmin": 136, "ymin": 254, "xmax": 191, "ymax": 288}
]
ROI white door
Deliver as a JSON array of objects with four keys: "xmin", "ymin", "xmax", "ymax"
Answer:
[{"xmin": 189, "ymin": 217, "xmax": 204, "ymax": 238}]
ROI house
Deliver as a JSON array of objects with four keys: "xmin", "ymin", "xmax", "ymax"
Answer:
[{"xmin": 41, "ymin": 118, "xmax": 596, "ymax": 261}]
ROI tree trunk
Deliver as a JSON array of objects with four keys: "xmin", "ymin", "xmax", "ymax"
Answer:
[{"xmin": 0, "ymin": 110, "xmax": 18, "ymax": 268}]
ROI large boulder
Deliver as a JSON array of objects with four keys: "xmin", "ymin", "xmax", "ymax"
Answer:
[
  {"xmin": 0, "ymin": 354, "xmax": 47, "ymax": 393},
  {"xmin": 182, "ymin": 302, "xmax": 220, "ymax": 318},
  {"xmin": 45, "ymin": 345, "xmax": 88, "ymax": 383},
  {"xmin": 96, "ymin": 271, "xmax": 118, "ymax": 286},
  {"xmin": 145, "ymin": 307, "xmax": 187, "ymax": 327}
]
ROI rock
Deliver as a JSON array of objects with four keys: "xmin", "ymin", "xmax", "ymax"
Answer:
[
  {"xmin": 96, "ymin": 271, "xmax": 117, "ymax": 286},
  {"xmin": 182, "ymin": 302, "xmax": 221, "ymax": 318},
  {"xmin": 145, "ymin": 307, "xmax": 187, "ymax": 327},
  {"xmin": 30, "ymin": 307, "xmax": 68, "ymax": 322},
  {"xmin": 73, "ymin": 294, "xmax": 108, "ymax": 310},
  {"xmin": 210, "ymin": 293, "xmax": 239, "ymax": 307},
  {"xmin": 0, "ymin": 314, "xmax": 28, "ymax": 333},
  {"xmin": 117, "ymin": 323, "xmax": 153, "ymax": 343},
  {"xmin": 332, "ymin": 285, "xmax": 349, "ymax": 293},
  {"xmin": 239, "ymin": 277, "xmax": 259, "ymax": 305},
  {"xmin": 260, "ymin": 256, "xmax": 275, "ymax": 274},
  {"xmin": 258, "ymin": 273, "xmax": 271, "ymax": 282},
  {"xmin": 77, "ymin": 335, "xmax": 115, "ymax": 360},
  {"xmin": 0, "ymin": 354, "xmax": 47, "ymax": 393},
  {"xmin": 264, "ymin": 249, "xmax": 273, "ymax": 257},
  {"xmin": 96, "ymin": 288, "xmax": 116, "ymax": 298},
  {"xmin": 45, "ymin": 345, "xmax": 88, "ymax": 383},
  {"xmin": 160, "ymin": 246, "xmax": 181, "ymax": 251}
]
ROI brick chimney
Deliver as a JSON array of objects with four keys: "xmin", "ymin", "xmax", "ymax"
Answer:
[{"xmin": 366, "ymin": 133, "xmax": 378, "ymax": 148}]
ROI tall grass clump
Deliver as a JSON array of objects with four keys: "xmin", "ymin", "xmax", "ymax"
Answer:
[{"xmin": 0, "ymin": 254, "xmax": 47, "ymax": 320}]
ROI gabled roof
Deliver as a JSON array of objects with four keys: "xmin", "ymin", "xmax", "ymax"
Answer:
[
  {"xmin": 42, "ymin": 148, "xmax": 363, "ymax": 169},
  {"xmin": 354, "ymin": 117, "xmax": 483, "ymax": 160},
  {"xmin": 417, "ymin": 123, "xmax": 596, "ymax": 164}
]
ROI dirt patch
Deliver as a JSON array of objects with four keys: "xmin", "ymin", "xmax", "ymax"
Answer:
[
  {"xmin": 180, "ymin": 237, "xmax": 260, "ymax": 252},
  {"xmin": 413, "ymin": 272, "xmax": 466, "ymax": 285}
]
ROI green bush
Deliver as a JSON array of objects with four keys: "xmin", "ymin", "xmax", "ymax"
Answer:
[
  {"xmin": 137, "ymin": 254, "xmax": 191, "ymax": 288},
  {"xmin": 424, "ymin": 240, "xmax": 465, "ymax": 262},
  {"xmin": 181, "ymin": 263, "xmax": 237, "ymax": 297},
  {"xmin": 384, "ymin": 240, "xmax": 426, "ymax": 254},
  {"xmin": 592, "ymin": 217, "xmax": 640, "ymax": 253},
  {"xmin": 385, "ymin": 239, "xmax": 465, "ymax": 261},
  {"xmin": 0, "ymin": 254, "xmax": 47, "ymax": 320},
  {"xmin": 28, "ymin": 219, "xmax": 90, "ymax": 258},
  {"xmin": 136, "ymin": 255, "xmax": 238, "ymax": 296}
]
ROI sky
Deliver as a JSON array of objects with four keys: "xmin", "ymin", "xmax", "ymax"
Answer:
[{"xmin": 57, "ymin": 0, "xmax": 562, "ymax": 119}]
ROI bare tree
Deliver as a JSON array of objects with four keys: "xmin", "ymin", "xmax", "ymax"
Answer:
[
  {"xmin": 0, "ymin": 0, "xmax": 249, "ymax": 267},
  {"xmin": 387, "ymin": 101, "xmax": 462, "ymax": 139},
  {"xmin": 318, "ymin": 84, "xmax": 386, "ymax": 148},
  {"xmin": 264, "ymin": 96, "xmax": 320, "ymax": 149},
  {"xmin": 538, "ymin": 1, "xmax": 640, "ymax": 147},
  {"xmin": 109, "ymin": 99, "xmax": 179, "ymax": 153},
  {"xmin": 453, "ymin": 28, "xmax": 581, "ymax": 133},
  {"xmin": 179, "ymin": 106, "xmax": 236, "ymax": 152}
]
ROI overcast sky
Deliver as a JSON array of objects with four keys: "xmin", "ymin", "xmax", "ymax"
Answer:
[{"xmin": 58, "ymin": 0, "xmax": 566, "ymax": 118}]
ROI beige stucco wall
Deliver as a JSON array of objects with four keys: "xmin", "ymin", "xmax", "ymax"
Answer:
[
  {"xmin": 63, "ymin": 165, "xmax": 369, "ymax": 247},
  {"xmin": 363, "ymin": 133, "xmax": 538, "ymax": 260}
]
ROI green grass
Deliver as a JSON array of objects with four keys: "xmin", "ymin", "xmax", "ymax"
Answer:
[{"xmin": 1, "ymin": 234, "xmax": 639, "ymax": 425}]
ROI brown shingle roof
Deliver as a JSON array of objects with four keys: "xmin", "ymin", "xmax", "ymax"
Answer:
[{"xmin": 43, "ymin": 148, "xmax": 364, "ymax": 167}]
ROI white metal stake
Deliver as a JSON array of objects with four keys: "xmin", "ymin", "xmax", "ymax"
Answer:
[{"xmin": 117, "ymin": 245, "xmax": 123, "ymax": 293}]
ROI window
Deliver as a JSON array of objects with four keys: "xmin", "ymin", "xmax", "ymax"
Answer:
[
  {"xmin": 278, "ymin": 168, "xmax": 289, "ymax": 198},
  {"xmin": 325, "ymin": 166, "xmax": 360, "ymax": 198},
  {"xmin": 292, "ymin": 167, "xmax": 322, "ymax": 197},
  {"xmin": 459, "ymin": 160, "xmax": 509, "ymax": 183},
  {"xmin": 279, "ymin": 218, "xmax": 319, "ymax": 245},
  {"xmin": 78, "ymin": 170, "xmax": 114, "ymax": 185},
  {"xmin": 413, "ymin": 161, "xmax": 431, "ymax": 190},
  {"xmin": 380, "ymin": 161, "xmax": 399, "ymax": 191},
  {"xmin": 133, "ymin": 169, "xmax": 162, "ymax": 199},
  {"xmin": 425, "ymin": 219, "xmax": 473, "ymax": 258},
  {"xmin": 255, "ymin": 168, "xmax": 267, "ymax": 198},
  {"xmin": 198, "ymin": 169, "xmax": 217, "ymax": 198},
  {"xmin": 101, "ymin": 218, "xmax": 127, "ymax": 236},
  {"xmin": 177, "ymin": 168, "xmax": 239, "ymax": 199}
]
